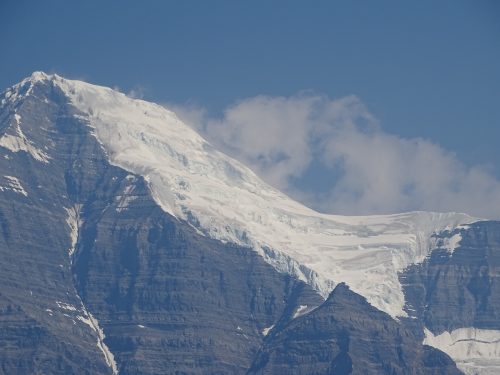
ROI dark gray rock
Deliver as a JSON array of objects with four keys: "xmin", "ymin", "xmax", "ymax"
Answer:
[
  {"xmin": 247, "ymin": 283, "xmax": 462, "ymax": 375},
  {"xmin": 0, "ymin": 79, "xmax": 114, "ymax": 375},
  {"xmin": 73, "ymin": 169, "xmax": 324, "ymax": 375},
  {"xmin": 401, "ymin": 221, "xmax": 500, "ymax": 335}
]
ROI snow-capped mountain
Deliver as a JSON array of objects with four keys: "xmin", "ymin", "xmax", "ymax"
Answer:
[
  {"xmin": 0, "ymin": 72, "xmax": 498, "ymax": 375},
  {"xmin": 21, "ymin": 72, "xmax": 477, "ymax": 317}
]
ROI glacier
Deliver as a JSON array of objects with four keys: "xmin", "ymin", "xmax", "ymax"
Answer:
[
  {"xmin": 424, "ymin": 328, "xmax": 500, "ymax": 375},
  {"xmin": 5, "ymin": 72, "xmax": 480, "ymax": 319}
]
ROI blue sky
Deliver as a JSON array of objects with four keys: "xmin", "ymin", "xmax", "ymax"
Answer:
[{"xmin": 2, "ymin": 1, "xmax": 500, "ymax": 217}]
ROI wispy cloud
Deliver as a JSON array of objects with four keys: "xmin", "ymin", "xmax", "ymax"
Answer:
[
  {"xmin": 127, "ymin": 85, "xmax": 146, "ymax": 100},
  {"xmin": 171, "ymin": 94, "xmax": 500, "ymax": 219}
]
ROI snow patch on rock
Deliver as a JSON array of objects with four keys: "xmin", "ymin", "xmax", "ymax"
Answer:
[
  {"xmin": 77, "ymin": 308, "xmax": 118, "ymax": 374},
  {"xmin": 293, "ymin": 305, "xmax": 309, "ymax": 319},
  {"xmin": 1, "ymin": 176, "xmax": 28, "ymax": 196},
  {"xmin": 0, "ymin": 113, "xmax": 50, "ymax": 163},
  {"xmin": 65, "ymin": 204, "xmax": 82, "ymax": 259},
  {"xmin": 262, "ymin": 325, "xmax": 274, "ymax": 337}
]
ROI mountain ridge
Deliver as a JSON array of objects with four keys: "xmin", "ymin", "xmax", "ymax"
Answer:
[
  {"xmin": 1, "ymin": 71, "xmax": 480, "ymax": 318},
  {"xmin": 0, "ymin": 71, "xmax": 499, "ymax": 374}
]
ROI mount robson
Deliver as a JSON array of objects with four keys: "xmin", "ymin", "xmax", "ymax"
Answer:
[{"xmin": 0, "ymin": 72, "xmax": 499, "ymax": 375}]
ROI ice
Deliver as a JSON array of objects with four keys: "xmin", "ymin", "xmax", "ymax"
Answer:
[
  {"xmin": 115, "ymin": 183, "xmax": 138, "ymax": 212},
  {"xmin": 62, "ymin": 201, "xmax": 116, "ymax": 373},
  {"xmin": 431, "ymin": 232, "xmax": 463, "ymax": 254},
  {"xmin": 77, "ymin": 309, "xmax": 118, "ymax": 374},
  {"xmin": 56, "ymin": 301, "xmax": 78, "ymax": 312},
  {"xmin": 2, "ymin": 72, "xmax": 474, "ymax": 319},
  {"xmin": 424, "ymin": 328, "xmax": 500, "ymax": 375},
  {"xmin": 43, "ymin": 73, "xmax": 480, "ymax": 318}
]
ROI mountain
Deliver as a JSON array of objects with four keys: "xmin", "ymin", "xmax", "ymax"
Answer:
[
  {"xmin": 248, "ymin": 283, "xmax": 460, "ymax": 375},
  {"xmin": 0, "ymin": 72, "xmax": 498, "ymax": 374},
  {"xmin": 401, "ymin": 221, "xmax": 500, "ymax": 374}
]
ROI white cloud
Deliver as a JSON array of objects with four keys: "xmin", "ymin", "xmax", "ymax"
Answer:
[
  {"xmin": 127, "ymin": 85, "xmax": 146, "ymax": 100},
  {"xmin": 171, "ymin": 94, "xmax": 500, "ymax": 219}
]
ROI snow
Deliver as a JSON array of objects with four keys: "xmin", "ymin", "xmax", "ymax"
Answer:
[
  {"xmin": 77, "ymin": 309, "xmax": 118, "ymax": 374},
  {"xmin": 1, "ymin": 176, "xmax": 28, "ymax": 196},
  {"xmin": 62, "ymin": 201, "xmax": 116, "ymax": 373},
  {"xmin": 42, "ymin": 73, "xmax": 481, "ymax": 318},
  {"xmin": 56, "ymin": 301, "xmax": 78, "ymax": 312},
  {"xmin": 262, "ymin": 325, "xmax": 274, "ymax": 336},
  {"xmin": 292, "ymin": 305, "xmax": 309, "ymax": 319},
  {"xmin": 0, "ymin": 112, "xmax": 50, "ymax": 163},
  {"xmin": 424, "ymin": 327, "xmax": 500, "ymax": 375},
  {"xmin": 65, "ymin": 205, "xmax": 82, "ymax": 259},
  {"xmin": 430, "ymin": 230, "xmax": 465, "ymax": 254},
  {"xmin": 115, "ymin": 182, "xmax": 138, "ymax": 212}
]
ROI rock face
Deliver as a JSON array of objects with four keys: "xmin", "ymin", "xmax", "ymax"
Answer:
[
  {"xmin": 248, "ymin": 283, "xmax": 461, "ymax": 375},
  {"xmin": 400, "ymin": 221, "xmax": 500, "ymax": 373},
  {"xmin": 73, "ymin": 174, "xmax": 324, "ymax": 374},
  {"xmin": 0, "ymin": 78, "xmax": 113, "ymax": 374},
  {"xmin": 401, "ymin": 221, "xmax": 500, "ymax": 332}
]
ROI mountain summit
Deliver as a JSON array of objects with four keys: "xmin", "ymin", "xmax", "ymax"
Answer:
[
  {"xmin": 0, "ymin": 72, "xmax": 498, "ymax": 374},
  {"xmin": 3, "ymin": 72, "xmax": 476, "ymax": 317}
]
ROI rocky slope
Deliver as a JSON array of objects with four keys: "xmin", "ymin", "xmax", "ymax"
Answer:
[
  {"xmin": 248, "ymin": 283, "xmax": 461, "ymax": 375},
  {"xmin": 401, "ymin": 221, "xmax": 500, "ymax": 374}
]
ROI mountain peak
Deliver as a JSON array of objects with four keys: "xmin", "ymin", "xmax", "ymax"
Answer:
[
  {"xmin": 29, "ymin": 71, "xmax": 53, "ymax": 82},
  {"xmin": 1, "ymin": 74, "xmax": 479, "ymax": 318},
  {"xmin": 16, "ymin": 71, "xmax": 57, "ymax": 90}
]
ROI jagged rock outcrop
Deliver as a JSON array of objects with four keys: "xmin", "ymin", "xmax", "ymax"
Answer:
[
  {"xmin": 73, "ymin": 167, "xmax": 324, "ymax": 374},
  {"xmin": 400, "ymin": 222, "xmax": 500, "ymax": 373},
  {"xmin": 248, "ymin": 283, "xmax": 461, "ymax": 375},
  {"xmin": 401, "ymin": 221, "xmax": 500, "ymax": 333},
  {"xmin": 0, "ymin": 76, "xmax": 113, "ymax": 374}
]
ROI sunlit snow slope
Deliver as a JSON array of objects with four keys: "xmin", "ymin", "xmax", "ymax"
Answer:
[{"xmin": 18, "ymin": 72, "xmax": 479, "ymax": 317}]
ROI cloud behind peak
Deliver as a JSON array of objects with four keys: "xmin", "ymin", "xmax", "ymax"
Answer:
[{"xmin": 171, "ymin": 93, "xmax": 500, "ymax": 219}]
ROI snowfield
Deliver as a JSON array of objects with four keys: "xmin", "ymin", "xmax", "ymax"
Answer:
[
  {"xmin": 424, "ymin": 328, "xmax": 500, "ymax": 375},
  {"xmin": 11, "ymin": 72, "xmax": 480, "ymax": 319}
]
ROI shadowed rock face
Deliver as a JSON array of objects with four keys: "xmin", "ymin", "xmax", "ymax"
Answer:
[
  {"xmin": 248, "ymin": 283, "xmax": 461, "ymax": 375},
  {"xmin": 398, "ymin": 223, "xmax": 500, "ymax": 374},
  {"xmin": 401, "ymin": 221, "xmax": 500, "ymax": 334},
  {"xmin": 0, "ymin": 79, "xmax": 114, "ymax": 374},
  {"xmin": 73, "ymin": 172, "xmax": 324, "ymax": 374}
]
